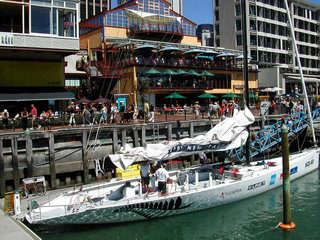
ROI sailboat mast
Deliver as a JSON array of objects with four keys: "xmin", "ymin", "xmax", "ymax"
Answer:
[
  {"xmin": 284, "ymin": 0, "xmax": 317, "ymax": 146},
  {"xmin": 241, "ymin": 0, "xmax": 251, "ymax": 165}
]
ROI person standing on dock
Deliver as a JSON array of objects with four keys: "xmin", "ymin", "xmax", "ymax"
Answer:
[
  {"xmin": 144, "ymin": 101, "xmax": 149, "ymax": 123},
  {"xmin": 1, "ymin": 109, "xmax": 9, "ymax": 130},
  {"xmin": 21, "ymin": 107, "xmax": 28, "ymax": 130},
  {"xmin": 30, "ymin": 104, "xmax": 41, "ymax": 130}
]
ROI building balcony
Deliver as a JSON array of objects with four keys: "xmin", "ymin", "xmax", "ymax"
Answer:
[
  {"xmin": 127, "ymin": 24, "xmax": 184, "ymax": 43},
  {"xmin": 0, "ymin": 32, "xmax": 79, "ymax": 52}
]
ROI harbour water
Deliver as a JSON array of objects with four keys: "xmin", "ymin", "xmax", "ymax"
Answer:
[{"xmin": 30, "ymin": 169, "xmax": 320, "ymax": 240}]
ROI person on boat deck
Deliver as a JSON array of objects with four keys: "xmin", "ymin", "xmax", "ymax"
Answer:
[
  {"xmin": 155, "ymin": 164, "xmax": 169, "ymax": 195},
  {"xmin": 219, "ymin": 165, "xmax": 225, "ymax": 180},
  {"xmin": 140, "ymin": 162, "xmax": 150, "ymax": 192}
]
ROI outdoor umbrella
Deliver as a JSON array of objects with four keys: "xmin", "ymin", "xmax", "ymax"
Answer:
[
  {"xmin": 165, "ymin": 92, "xmax": 186, "ymax": 99},
  {"xmin": 157, "ymin": 46, "xmax": 182, "ymax": 53},
  {"xmin": 93, "ymin": 96, "xmax": 111, "ymax": 104},
  {"xmin": 222, "ymin": 93, "xmax": 240, "ymax": 98},
  {"xmin": 186, "ymin": 70, "xmax": 201, "ymax": 76},
  {"xmin": 216, "ymin": 52, "xmax": 235, "ymax": 58},
  {"xmin": 175, "ymin": 69, "xmax": 188, "ymax": 75},
  {"xmin": 201, "ymin": 71, "xmax": 215, "ymax": 77},
  {"xmin": 143, "ymin": 68, "xmax": 162, "ymax": 75},
  {"xmin": 134, "ymin": 44, "xmax": 157, "ymax": 51},
  {"xmin": 249, "ymin": 92, "xmax": 258, "ymax": 99},
  {"xmin": 183, "ymin": 49, "xmax": 206, "ymax": 55},
  {"xmin": 199, "ymin": 50, "xmax": 219, "ymax": 56},
  {"xmin": 162, "ymin": 69, "xmax": 178, "ymax": 76},
  {"xmin": 197, "ymin": 93, "xmax": 217, "ymax": 99},
  {"xmin": 281, "ymin": 92, "xmax": 302, "ymax": 99},
  {"xmin": 75, "ymin": 97, "xmax": 91, "ymax": 104},
  {"xmin": 261, "ymin": 87, "xmax": 285, "ymax": 92}
]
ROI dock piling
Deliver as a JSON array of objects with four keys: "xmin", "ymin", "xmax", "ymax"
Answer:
[
  {"xmin": 0, "ymin": 139, "xmax": 5, "ymax": 197},
  {"xmin": 11, "ymin": 137, "xmax": 20, "ymax": 190},
  {"xmin": 48, "ymin": 133, "xmax": 56, "ymax": 189}
]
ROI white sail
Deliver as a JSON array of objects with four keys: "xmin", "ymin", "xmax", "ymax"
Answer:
[{"xmin": 109, "ymin": 107, "xmax": 255, "ymax": 170}]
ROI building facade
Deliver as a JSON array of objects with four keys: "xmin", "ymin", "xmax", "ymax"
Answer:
[
  {"xmin": 214, "ymin": 0, "xmax": 320, "ymax": 96},
  {"xmin": 196, "ymin": 24, "xmax": 214, "ymax": 47},
  {"xmin": 78, "ymin": 0, "xmax": 258, "ymax": 108},
  {"xmin": 167, "ymin": 0, "xmax": 183, "ymax": 15},
  {"xmin": 80, "ymin": 0, "xmax": 111, "ymax": 20},
  {"xmin": 0, "ymin": 0, "xmax": 80, "ymax": 113}
]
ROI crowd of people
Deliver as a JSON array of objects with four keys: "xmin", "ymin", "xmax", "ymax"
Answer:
[{"xmin": 0, "ymin": 96, "xmax": 318, "ymax": 131}]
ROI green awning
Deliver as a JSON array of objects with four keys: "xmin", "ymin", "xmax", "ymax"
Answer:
[
  {"xmin": 165, "ymin": 92, "xmax": 186, "ymax": 99},
  {"xmin": 143, "ymin": 68, "xmax": 162, "ymax": 75},
  {"xmin": 198, "ymin": 93, "xmax": 217, "ymax": 99}
]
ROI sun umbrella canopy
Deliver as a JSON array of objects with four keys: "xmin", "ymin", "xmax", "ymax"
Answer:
[
  {"xmin": 143, "ymin": 68, "xmax": 162, "ymax": 75},
  {"xmin": 249, "ymin": 92, "xmax": 258, "ymax": 99},
  {"xmin": 222, "ymin": 93, "xmax": 240, "ymax": 98},
  {"xmin": 183, "ymin": 49, "xmax": 206, "ymax": 55},
  {"xmin": 93, "ymin": 96, "xmax": 111, "ymax": 104},
  {"xmin": 281, "ymin": 92, "xmax": 302, "ymax": 98},
  {"xmin": 165, "ymin": 92, "xmax": 186, "ymax": 99},
  {"xmin": 235, "ymin": 54, "xmax": 252, "ymax": 60},
  {"xmin": 201, "ymin": 71, "xmax": 215, "ymax": 77},
  {"xmin": 199, "ymin": 50, "xmax": 219, "ymax": 56},
  {"xmin": 75, "ymin": 97, "xmax": 91, "ymax": 104},
  {"xmin": 198, "ymin": 93, "xmax": 217, "ymax": 99},
  {"xmin": 216, "ymin": 52, "xmax": 235, "ymax": 58},
  {"xmin": 134, "ymin": 44, "xmax": 157, "ymax": 51},
  {"xmin": 261, "ymin": 87, "xmax": 285, "ymax": 92},
  {"xmin": 175, "ymin": 69, "xmax": 188, "ymax": 75},
  {"xmin": 186, "ymin": 70, "xmax": 201, "ymax": 76},
  {"xmin": 158, "ymin": 46, "xmax": 182, "ymax": 52},
  {"xmin": 162, "ymin": 69, "xmax": 178, "ymax": 75}
]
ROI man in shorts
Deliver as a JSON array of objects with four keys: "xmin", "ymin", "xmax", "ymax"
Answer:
[{"xmin": 140, "ymin": 162, "xmax": 150, "ymax": 192}]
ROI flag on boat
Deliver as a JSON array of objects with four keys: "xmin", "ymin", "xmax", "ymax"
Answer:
[{"xmin": 109, "ymin": 107, "xmax": 255, "ymax": 170}]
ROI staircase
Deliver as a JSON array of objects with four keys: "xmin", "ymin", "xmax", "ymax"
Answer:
[{"xmin": 230, "ymin": 108, "xmax": 320, "ymax": 161}]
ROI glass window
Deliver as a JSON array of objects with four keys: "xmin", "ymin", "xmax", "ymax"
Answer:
[{"xmin": 31, "ymin": 6, "xmax": 51, "ymax": 34}]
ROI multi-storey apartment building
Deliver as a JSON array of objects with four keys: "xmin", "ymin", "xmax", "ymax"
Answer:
[
  {"xmin": 0, "ymin": 0, "xmax": 80, "ymax": 112},
  {"xmin": 214, "ymin": 0, "xmax": 320, "ymax": 96},
  {"xmin": 80, "ymin": 0, "xmax": 111, "ymax": 20}
]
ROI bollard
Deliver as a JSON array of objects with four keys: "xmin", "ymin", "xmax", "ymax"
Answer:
[
  {"xmin": 279, "ymin": 124, "xmax": 296, "ymax": 230},
  {"xmin": 14, "ymin": 191, "xmax": 21, "ymax": 215}
]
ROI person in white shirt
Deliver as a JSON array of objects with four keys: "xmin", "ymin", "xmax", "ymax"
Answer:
[
  {"xmin": 155, "ymin": 164, "xmax": 169, "ymax": 195},
  {"xmin": 140, "ymin": 162, "xmax": 150, "ymax": 191}
]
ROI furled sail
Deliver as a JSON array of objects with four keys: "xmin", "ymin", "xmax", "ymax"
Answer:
[{"xmin": 109, "ymin": 107, "xmax": 255, "ymax": 170}]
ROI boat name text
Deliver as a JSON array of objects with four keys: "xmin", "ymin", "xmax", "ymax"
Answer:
[{"xmin": 248, "ymin": 181, "xmax": 266, "ymax": 190}]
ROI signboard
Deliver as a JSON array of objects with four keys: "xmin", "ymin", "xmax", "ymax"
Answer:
[
  {"xmin": 0, "ymin": 32, "xmax": 14, "ymax": 46},
  {"xmin": 3, "ymin": 192, "xmax": 14, "ymax": 213}
]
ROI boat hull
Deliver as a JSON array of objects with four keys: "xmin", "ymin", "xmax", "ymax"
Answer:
[{"xmin": 26, "ymin": 149, "xmax": 320, "ymax": 224}]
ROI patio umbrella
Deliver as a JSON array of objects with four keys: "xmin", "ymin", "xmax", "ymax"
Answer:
[
  {"xmin": 93, "ymin": 96, "xmax": 111, "ymax": 104},
  {"xmin": 162, "ymin": 69, "xmax": 178, "ymax": 76},
  {"xmin": 261, "ymin": 87, "xmax": 285, "ymax": 92},
  {"xmin": 183, "ymin": 49, "xmax": 206, "ymax": 55},
  {"xmin": 186, "ymin": 70, "xmax": 201, "ymax": 76},
  {"xmin": 216, "ymin": 52, "xmax": 235, "ymax": 58},
  {"xmin": 222, "ymin": 93, "xmax": 240, "ymax": 98},
  {"xmin": 249, "ymin": 92, "xmax": 258, "ymax": 99},
  {"xmin": 197, "ymin": 93, "xmax": 217, "ymax": 99},
  {"xmin": 157, "ymin": 46, "xmax": 182, "ymax": 53},
  {"xmin": 143, "ymin": 68, "xmax": 162, "ymax": 75},
  {"xmin": 134, "ymin": 44, "xmax": 157, "ymax": 51},
  {"xmin": 175, "ymin": 69, "xmax": 188, "ymax": 75},
  {"xmin": 165, "ymin": 92, "xmax": 186, "ymax": 99},
  {"xmin": 201, "ymin": 71, "xmax": 215, "ymax": 77},
  {"xmin": 199, "ymin": 50, "xmax": 219, "ymax": 56},
  {"xmin": 281, "ymin": 92, "xmax": 302, "ymax": 99},
  {"xmin": 235, "ymin": 54, "xmax": 252, "ymax": 60},
  {"xmin": 75, "ymin": 97, "xmax": 91, "ymax": 104}
]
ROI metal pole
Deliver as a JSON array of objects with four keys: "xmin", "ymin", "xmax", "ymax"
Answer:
[
  {"xmin": 284, "ymin": 0, "xmax": 317, "ymax": 146},
  {"xmin": 279, "ymin": 124, "xmax": 296, "ymax": 230},
  {"xmin": 241, "ymin": 0, "xmax": 251, "ymax": 165}
]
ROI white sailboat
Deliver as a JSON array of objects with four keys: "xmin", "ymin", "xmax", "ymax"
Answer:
[{"xmin": 25, "ymin": 0, "xmax": 319, "ymax": 225}]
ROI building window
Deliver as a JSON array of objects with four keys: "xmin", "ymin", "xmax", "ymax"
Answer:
[
  {"xmin": 235, "ymin": 4, "xmax": 241, "ymax": 16},
  {"xmin": 236, "ymin": 35, "xmax": 242, "ymax": 46},
  {"xmin": 31, "ymin": 6, "xmax": 51, "ymax": 34},
  {"xmin": 236, "ymin": 20, "xmax": 241, "ymax": 31}
]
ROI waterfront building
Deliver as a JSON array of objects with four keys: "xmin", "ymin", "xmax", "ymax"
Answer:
[
  {"xmin": 167, "ymin": 0, "xmax": 183, "ymax": 15},
  {"xmin": 80, "ymin": 0, "xmax": 111, "ymax": 20},
  {"xmin": 79, "ymin": 0, "xmax": 258, "ymax": 108},
  {"xmin": 196, "ymin": 24, "xmax": 214, "ymax": 47},
  {"xmin": 214, "ymin": 0, "xmax": 320, "ymax": 96},
  {"xmin": 0, "ymin": 0, "xmax": 80, "ymax": 113}
]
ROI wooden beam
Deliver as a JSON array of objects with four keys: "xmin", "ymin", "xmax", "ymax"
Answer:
[
  {"xmin": 121, "ymin": 129, "xmax": 126, "ymax": 147},
  {"xmin": 25, "ymin": 135, "xmax": 34, "ymax": 178},
  {"xmin": 48, "ymin": 133, "xmax": 56, "ymax": 189},
  {"xmin": 11, "ymin": 137, "xmax": 20, "ymax": 190},
  {"xmin": 0, "ymin": 139, "xmax": 5, "ymax": 197},
  {"xmin": 82, "ymin": 131, "xmax": 89, "ymax": 184},
  {"xmin": 141, "ymin": 126, "xmax": 146, "ymax": 147}
]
